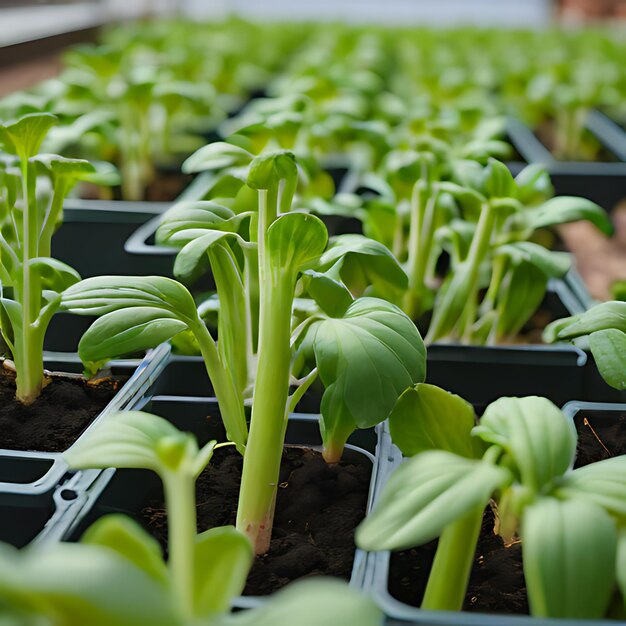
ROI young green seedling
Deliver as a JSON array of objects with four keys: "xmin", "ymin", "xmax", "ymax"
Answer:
[
  {"xmin": 358, "ymin": 390, "xmax": 626, "ymax": 619},
  {"xmin": 0, "ymin": 113, "xmax": 96, "ymax": 403},
  {"xmin": 61, "ymin": 149, "xmax": 426, "ymax": 554},
  {"xmin": 544, "ymin": 300, "xmax": 626, "ymax": 390},
  {"xmin": 64, "ymin": 410, "xmax": 251, "ymax": 622}
]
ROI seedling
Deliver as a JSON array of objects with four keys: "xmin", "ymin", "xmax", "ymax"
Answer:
[
  {"xmin": 358, "ymin": 388, "xmax": 626, "ymax": 619},
  {"xmin": 544, "ymin": 300, "xmax": 626, "ymax": 390},
  {"xmin": 61, "ymin": 150, "xmax": 426, "ymax": 554},
  {"xmin": 0, "ymin": 113, "xmax": 97, "ymax": 403}
]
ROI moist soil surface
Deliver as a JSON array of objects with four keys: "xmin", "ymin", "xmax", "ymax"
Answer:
[
  {"xmin": 0, "ymin": 369, "xmax": 120, "ymax": 452},
  {"xmin": 142, "ymin": 444, "xmax": 371, "ymax": 596},
  {"xmin": 388, "ymin": 411, "xmax": 625, "ymax": 615}
]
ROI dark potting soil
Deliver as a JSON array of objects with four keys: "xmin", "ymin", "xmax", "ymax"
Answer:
[
  {"xmin": 388, "ymin": 507, "xmax": 528, "ymax": 614},
  {"xmin": 142, "ymin": 445, "xmax": 371, "ymax": 596},
  {"xmin": 388, "ymin": 412, "xmax": 626, "ymax": 615},
  {"xmin": 0, "ymin": 369, "xmax": 120, "ymax": 452},
  {"xmin": 574, "ymin": 411, "xmax": 626, "ymax": 468}
]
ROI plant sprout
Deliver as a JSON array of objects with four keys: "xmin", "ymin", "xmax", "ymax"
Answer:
[
  {"xmin": 0, "ymin": 113, "xmax": 99, "ymax": 403},
  {"xmin": 358, "ymin": 389, "xmax": 626, "ymax": 619}
]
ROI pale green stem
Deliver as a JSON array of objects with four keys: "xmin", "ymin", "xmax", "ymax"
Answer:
[
  {"xmin": 189, "ymin": 320, "xmax": 247, "ymax": 454},
  {"xmin": 421, "ymin": 505, "xmax": 484, "ymax": 611},
  {"xmin": 237, "ymin": 187, "xmax": 294, "ymax": 555},
  {"xmin": 163, "ymin": 471, "xmax": 196, "ymax": 622}
]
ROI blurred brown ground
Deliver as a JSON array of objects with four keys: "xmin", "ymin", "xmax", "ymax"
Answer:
[{"xmin": 559, "ymin": 202, "xmax": 626, "ymax": 300}]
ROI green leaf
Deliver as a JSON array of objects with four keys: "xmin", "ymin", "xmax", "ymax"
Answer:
[
  {"xmin": 28, "ymin": 258, "xmax": 81, "ymax": 293},
  {"xmin": 155, "ymin": 201, "xmax": 239, "ymax": 245},
  {"xmin": 482, "ymin": 158, "xmax": 516, "ymax": 199},
  {"xmin": 493, "ymin": 260, "xmax": 548, "ymax": 340},
  {"xmin": 172, "ymin": 231, "xmax": 243, "ymax": 286},
  {"xmin": 82, "ymin": 515, "xmax": 168, "ymax": 585},
  {"xmin": 0, "ymin": 542, "xmax": 176, "ymax": 626},
  {"xmin": 388, "ymin": 383, "xmax": 482, "ymax": 459},
  {"xmin": 356, "ymin": 450, "xmax": 511, "ymax": 551},
  {"xmin": 77, "ymin": 307, "xmax": 188, "ymax": 364},
  {"xmin": 220, "ymin": 579, "xmax": 382, "ymax": 626},
  {"xmin": 0, "ymin": 113, "xmax": 58, "ymax": 159},
  {"xmin": 495, "ymin": 242, "xmax": 570, "ymax": 278},
  {"xmin": 61, "ymin": 276, "xmax": 199, "ymax": 322},
  {"xmin": 312, "ymin": 298, "xmax": 426, "ymax": 453},
  {"xmin": 192, "ymin": 526, "xmax": 252, "ymax": 616},
  {"xmin": 247, "ymin": 150, "xmax": 297, "ymax": 190},
  {"xmin": 64, "ymin": 411, "xmax": 212, "ymax": 479},
  {"xmin": 509, "ymin": 196, "xmax": 613, "ymax": 236},
  {"xmin": 514, "ymin": 164, "xmax": 554, "ymax": 205},
  {"xmin": 317, "ymin": 234, "xmax": 408, "ymax": 291},
  {"xmin": 556, "ymin": 456, "xmax": 626, "ymax": 519},
  {"xmin": 474, "ymin": 397, "xmax": 577, "ymax": 492},
  {"xmin": 589, "ymin": 329, "xmax": 626, "ymax": 390},
  {"xmin": 546, "ymin": 301, "xmax": 626, "ymax": 341},
  {"xmin": 616, "ymin": 529, "xmax": 626, "ymax": 608},
  {"xmin": 33, "ymin": 154, "xmax": 95, "ymax": 180},
  {"xmin": 182, "ymin": 141, "xmax": 253, "ymax": 174},
  {"xmin": 522, "ymin": 498, "xmax": 616, "ymax": 619},
  {"xmin": 301, "ymin": 268, "xmax": 353, "ymax": 318},
  {"xmin": 267, "ymin": 212, "xmax": 328, "ymax": 275}
]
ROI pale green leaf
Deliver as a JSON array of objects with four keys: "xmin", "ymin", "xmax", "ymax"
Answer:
[
  {"xmin": 522, "ymin": 498, "xmax": 616, "ymax": 619},
  {"xmin": 356, "ymin": 450, "xmax": 511, "ymax": 550},
  {"xmin": 589, "ymin": 329, "xmax": 626, "ymax": 390}
]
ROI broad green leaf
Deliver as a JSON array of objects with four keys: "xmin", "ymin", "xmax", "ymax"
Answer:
[
  {"xmin": 247, "ymin": 151, "xmax": 297, "ymax": 190},
  {"xmin": 28, "ymin": 258, "xmax": 81, "ymax": 293},
  {"xmin": 267, "ymin": 212, "xmax": 327, "ymax": 275},
  {"xmin": 474, "ymin": 397, "xmax": 576, "ymax": 492},
  {"xmin": 316, "ymin": 234, "xmax": 407, "ymax": 291},
  {"xmin": 220, "ymin": 579, "xmax": 382, "ymax": 626},
  {"xmin": 82, "ymin": 515, "xmax": 167, "ymax": 585},
  {"xmin": 436, "ymin": 182, "xmax": 483, "ymax": 218},
  {"xmin": 522, "ymin": 498, "xmax": 616, "ymax": 619},
  {"xmin": 589, "ymin": 329, "xmax": 626, "ymax": 390},
  {"xmin": 182, "ymin": 141, "xmax": 253, "ymax": 174},
  {"xmin": 77, "ymin": 307, "xmax": 187, "ymax": 364},
  {"xmin": 495, "ymin": 242, "xmax": 570, "ymax": 279},
  {"xmin": 0, "ymin": 113, "xmax": 58, "ymax": 159},
  {"xmin": 514, "ymin": 164, "xmax": 554, "ymax": 204},
  {"xmin": 33, "ymin": 154, "xmax": 95, "ymax": 180},
  {"xmin": 301, "ymin": 268, "xmax": 353, "ymax": 318},
  {"xmin": 314, "ymin": 298, "xmax": 425, "ymax": 429},
  {"xmin": 388, "ymin": 383, "xmax": 482, "ymax": 459},
  {"xmin": 356, "ymin": 450, "xmax": 511, "ymax": 551},
  {"xmin": 193, "ymin": 526, "xmax": 252, "ymax": 616},
  {"xmin": 509, "ymin": 196, "xmax": 613, "ymax": 236},
  {"xmin": 155, "ymin": 202, "xmax": 238, "ymax": 245},
  {"xmin": 482, "ymin": 158, "xmax": 516, "ymax": 199},
  {"xmin": 556, "ymin": 456, "xmax": 626, "ymax": 519},
  {"xmin": 61, "ymin": 276, "xmax": 199, "ymax": 322},
  {"xmin": 494, "ymin": 260, "xmax": 548, "ymax": 340},
  {"xmin": 545, "ymin": 301, "xmax": 626, "ymax": 341},
  {"xmin": 64, "ymin": 411, "xmax": 215, "ymax": 479},
  {"xmin": 172, "ymin": 231, "xmax": 243, "ymax": 285},
  {"xmin": 0, "ymin": 542, "xmax": 175, "ymax": 626}
]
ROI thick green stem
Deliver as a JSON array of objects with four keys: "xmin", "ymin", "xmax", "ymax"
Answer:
[
  {"xmin": 39, "ymin": 181, "xmax": 69, "ymax": 258},
  {"xmin": 422, "ymin": 506, "xmax": 484, "ymax": 611},
  {"xmin": 237, "ymin": 188, "xmax": 293, "ymax": 555},
  {"xmin": 163, "ymin": 472, "xmax": 196, "ymax": 622},
  {"xmin": 15, "ymin": 160, "xmax": 43, "ymax": 403}
]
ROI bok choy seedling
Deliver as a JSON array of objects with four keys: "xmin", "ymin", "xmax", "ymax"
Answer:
[
  {"xmin": 0, "ymin": 410, "xmax": 381, "ymax": 626},
  {"xmin": 61, "ymin": 149, "xmax": 426, "ymax": 554},
  {"xmin": 0, "ymin": 113, "xmax": 98, "ymax": 404},
  {"xmin": 544, "ymin": 300, "xmax": 626, "ymax": 390},
  {"xmin": 357, "ymin": 388, "xmax": 626, "ymax": 619}
]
